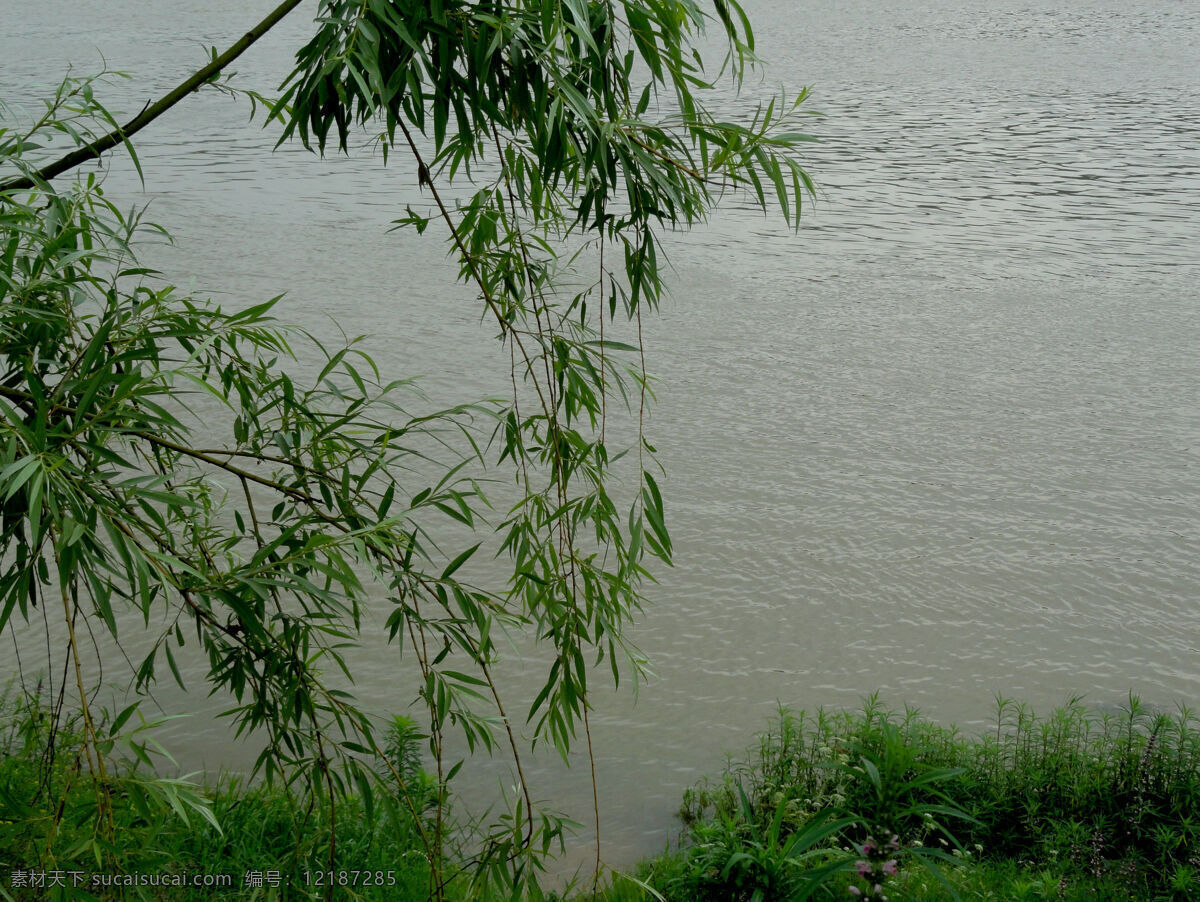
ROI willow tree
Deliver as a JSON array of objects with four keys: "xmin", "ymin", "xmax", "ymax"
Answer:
[{"xmin": 0, "ymin": 0, "xmax": 813, "ymax": 897}]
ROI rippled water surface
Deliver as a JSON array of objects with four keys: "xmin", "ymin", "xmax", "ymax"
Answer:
[{"xmin": 3, "ymin": 0, "xmax": 1200, "ymax": 872}]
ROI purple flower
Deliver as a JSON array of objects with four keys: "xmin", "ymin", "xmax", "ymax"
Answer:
[
  {"xmin": 856, "ymin": 860, "xmax": 873, "ymax": 878},
  {"xmin": 847, "ymin": 887, "xmax": 862, "ymax": 898},
  {"xmin": 882, "ymin": 859, "xmax": 898, "ymax": 877}
]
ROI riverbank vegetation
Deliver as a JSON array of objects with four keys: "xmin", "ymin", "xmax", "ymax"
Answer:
[
  {"xmin": 6, "ymin": 691, "xmax": 1197, "ymax": 900},
  {"xmin": 589, "ymin": 694, "xmax": 1200, "ymax": 902},
  {"xmin": 0, "ymin": 691, "xmax": 439, "ymax": 900},
  {"xmin": 0, "ymin": 0, "xmax": 814, "ymax": 898}
]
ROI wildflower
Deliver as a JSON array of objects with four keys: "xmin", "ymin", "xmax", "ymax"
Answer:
[
  {"xmin": 882, "ymin": 860, "xmax": 898, "ymax": 876},
  {"xmin": 856, "ymin": 861, "xmax": 872, "ymax": 878},
  {"xmin": 847, "ymin": 888, "xmax": 862, "ymax": 898}
]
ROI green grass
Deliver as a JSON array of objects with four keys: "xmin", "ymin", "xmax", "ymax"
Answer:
[
  {"xmin": 7, "ymin": 691, "xmax": 1200, "ymax": 901},
  {"xmin": 583, "ymin": 694, "xmax": 1200, "ymax": 902},
  {"xmin": 0, "ymin": 696, "xmax": 438, "ymax": 900}
]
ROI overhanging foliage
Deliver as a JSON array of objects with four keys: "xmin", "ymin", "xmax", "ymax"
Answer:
[{"xmin": 0, "ymin": 2, "xmax": 814, "ymax": 897}]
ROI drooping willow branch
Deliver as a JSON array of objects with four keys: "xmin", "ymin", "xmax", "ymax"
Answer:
[
  {"xmin": 0, "ymin": 366, "xmax": 480, "ymax": 870},
  {"xmin": 1, "ymin": 5, "xmax": 814, "ymax": 897}
]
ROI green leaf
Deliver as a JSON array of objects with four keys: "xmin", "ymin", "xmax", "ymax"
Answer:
[{"xmin": 441, "ymin": 542, "xmax": 481, "ymax": 580}]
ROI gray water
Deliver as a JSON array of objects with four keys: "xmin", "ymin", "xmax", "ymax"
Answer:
[{"xmin": 3, "ymin": 0, "xmax": 1200, "ymax": 875}]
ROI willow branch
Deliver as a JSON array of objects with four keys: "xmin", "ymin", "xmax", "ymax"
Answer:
[
  {"xmin": 393, "ymin": 117, "xmax": 556, "ymax": 425},
  {"xmin": 0, "ymin": 0, "xmax": 305, "ymax": 192}
]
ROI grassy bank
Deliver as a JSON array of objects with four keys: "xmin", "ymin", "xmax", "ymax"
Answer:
[
  {"xmin": 587, "ymin": 695, "xmax": 1200, "ymax": 902},
  {"xmin": 0, "ymin": 695, "xmax": 439, "ymax": 901},
  {"xmin": 6, "ymin": 693, "xmax": 1200, "ymax": 900}
]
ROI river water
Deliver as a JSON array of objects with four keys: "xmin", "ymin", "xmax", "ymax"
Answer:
[{"xmin": 3, "ymin": 0, "xmax": 1200, "ymax": 876}]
